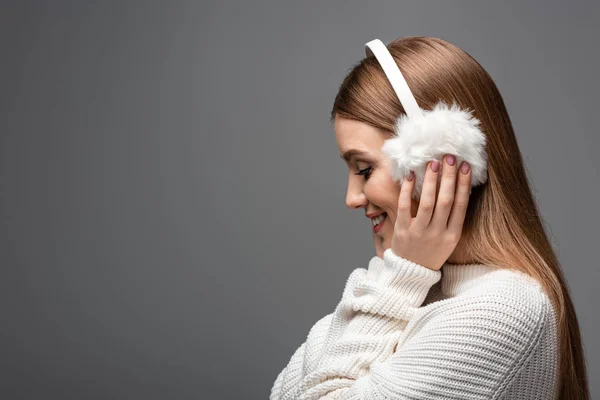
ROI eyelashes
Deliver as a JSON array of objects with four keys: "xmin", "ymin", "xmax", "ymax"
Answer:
[{"xmin": 355, "ymin": 166, "xmax": 373, "ymax": 180}]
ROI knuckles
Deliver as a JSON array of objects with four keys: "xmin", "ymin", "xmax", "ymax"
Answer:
[{"xmin": 437, "ymin": 196, "xmax": 454, "ymax": 208}]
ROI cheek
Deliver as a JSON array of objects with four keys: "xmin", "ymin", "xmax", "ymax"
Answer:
[{"xmin": 365, "ymin": 175, "xmax": 400, "ymax": 219}]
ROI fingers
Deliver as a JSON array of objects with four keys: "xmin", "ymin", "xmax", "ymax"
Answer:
[
  {"xmin": 447, "ymin": 161, "xmax": 472, "ymax": 236},
  {"xmin": 395, "ymin": 170, "xmax": 415, "ymax": 229},
  {"xmin": 414, "ymin": 159, "xmax": 440, "ymax": 230},
  {"xmin": 430, "ymin": 155, "xmax": 459, "ymax": 228}
]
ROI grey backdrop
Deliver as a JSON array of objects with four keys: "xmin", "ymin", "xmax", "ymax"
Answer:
[{"xmin": 1, "ymin": 1, "xmax": 598, "ymax": 399}]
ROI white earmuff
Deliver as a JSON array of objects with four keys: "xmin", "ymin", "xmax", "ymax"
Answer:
[{"xmin": 364, "ymin": 39, "xmax": 488, "ymax": 200}]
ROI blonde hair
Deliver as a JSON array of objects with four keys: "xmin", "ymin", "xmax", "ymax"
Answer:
[{"xmin": 330, "ymin": 36, "xmax": 589, "ymax": 399}]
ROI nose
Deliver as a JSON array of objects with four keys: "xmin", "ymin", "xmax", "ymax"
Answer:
[{"xmin": 346, "ymin": 176, "xmax": 367, "ymax": 210}]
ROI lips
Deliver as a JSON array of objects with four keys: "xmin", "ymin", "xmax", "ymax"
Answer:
[{"xmin": 372, "ymin": 213, "xmax": 387, "ymax": 234}]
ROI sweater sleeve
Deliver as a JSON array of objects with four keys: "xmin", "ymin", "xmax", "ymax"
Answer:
[
  {"xmin": 270, "ymin": 314, "xmax": 334, "ymax": 400},
  {"xmin": 270, "ymin": 248, "xmax": 441, "ymax": 400},
  {"xmin": 294, "ymin": 274, "xmax": 557, "ymax": 399}
]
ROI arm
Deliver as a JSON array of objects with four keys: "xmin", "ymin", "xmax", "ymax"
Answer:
[
  {"xmin": 271, "ymin": 248, "xmax": 441, "ymax": 400},
  {"xmin": 270, "ymin": 342, "xmax": 306, "ymax": 400},
  {"xmin": 294, "ymin": 275, "xmax": 556, "ymax": 400},
  {"xmin": 270, "ymin": 314, "xmax": 333, "ymax": 400},
  {"xmin": 309, "ymin": 248, "xmax": 441, "ymax": 376}
]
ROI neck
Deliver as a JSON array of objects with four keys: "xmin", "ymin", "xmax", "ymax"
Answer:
[
  {"xmin": 440, "ymin": 261, "xmax": 501, "ymax": 296},
  {"xmin": 445, "ymin": 239, "xmax": 475, "ymax": 265}
]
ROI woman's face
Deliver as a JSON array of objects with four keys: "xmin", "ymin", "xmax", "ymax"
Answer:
[{"xmin": 334, "ymin": 115, "xmax": 418, "ymax": 257}]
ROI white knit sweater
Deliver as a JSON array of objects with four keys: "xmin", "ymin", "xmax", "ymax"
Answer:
[{"xmin": 269, "ymin": 248, "xmax": 559, "ymax": 400}]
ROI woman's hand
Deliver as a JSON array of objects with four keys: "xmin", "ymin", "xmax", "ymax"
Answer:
[{"xmin": 391, "ymin": 154, "xmax": 472, "ymax": 271}]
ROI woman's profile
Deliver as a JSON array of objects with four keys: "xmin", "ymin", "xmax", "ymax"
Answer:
[{"xmin": 269, "ymin": 36, "xmax": 589, "ymax": 399}]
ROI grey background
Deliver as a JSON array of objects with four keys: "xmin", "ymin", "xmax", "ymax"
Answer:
[{"xmin": 1, "ymin": 1, "xmax": 598, "ymax": 399}]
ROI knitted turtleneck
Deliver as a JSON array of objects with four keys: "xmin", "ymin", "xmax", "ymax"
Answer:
[{"xmin": 270, "ymin": 248, "xmax": 559, "ymax": 400}]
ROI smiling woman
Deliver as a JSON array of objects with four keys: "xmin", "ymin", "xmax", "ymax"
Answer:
[
  {"xmin": 269, "ymin": 36, "xmax": 589, "ymax": 400},
  {"xmin": 336, "ymin": 117, "xmax": 418, "ymax": 260}
]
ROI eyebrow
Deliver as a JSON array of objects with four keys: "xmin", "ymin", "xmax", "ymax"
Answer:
[{"xmin": 340, "ymin": 149, "xmax": 371, "ymax": 163}]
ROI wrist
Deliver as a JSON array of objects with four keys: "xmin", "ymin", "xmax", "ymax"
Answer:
[{"xmin": 348, "ymin": 249, "xmax": 441, "ymax": 321}]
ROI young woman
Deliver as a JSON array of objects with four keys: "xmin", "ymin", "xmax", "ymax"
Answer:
[{"xmin": 269, "ymin": 36, "xmax": 589, "ymax": 400}]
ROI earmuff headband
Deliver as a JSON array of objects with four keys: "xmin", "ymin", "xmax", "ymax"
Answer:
[{"xmin": 364, "ymin": 39, "xmax": 422, "ymax": 118}]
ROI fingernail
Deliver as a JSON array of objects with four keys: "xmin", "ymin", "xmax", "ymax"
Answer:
[
  {"xmin": 460, "ymin": 161, "xmax": 470, "ymax": 174},
  {"xmin": 446, "ymin": 154, "xmax": 456, "ymax": 166},
  {"xmin": 431, "ymin": 160, "xmax": 440, "ymax": 172},
  {"xmin": 407, "ymin": 170, "xmax": 415, "ymax": 181}
]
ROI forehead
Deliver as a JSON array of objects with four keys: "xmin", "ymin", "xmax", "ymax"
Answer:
[{"xmin": 334, "ymin": 117, "xmax": 386, "ymax": 157}]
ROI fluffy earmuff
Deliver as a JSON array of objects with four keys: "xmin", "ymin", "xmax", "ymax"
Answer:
[
  {"xmin": 381, "ymin": 101, "xmax": 488, "ymax": 200},
  {"xmin": 365, "ymin": 38, "xmax": 488, "ymax": 200}
]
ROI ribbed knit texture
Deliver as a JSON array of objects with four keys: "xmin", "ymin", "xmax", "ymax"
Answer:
[{"xmin": 269, "ymin": 249, "xmax": 559, "ymax": 400}]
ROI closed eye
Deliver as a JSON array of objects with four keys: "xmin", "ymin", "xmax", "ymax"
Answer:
[{"xmin": 355, "ymin": 166, "xmax": 372, "ymax": 180}]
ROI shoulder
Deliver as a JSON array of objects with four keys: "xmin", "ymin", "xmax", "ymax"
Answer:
[
  {"xmin": 369, "ymin": 269, "xmax": 560, "ymax": 398},
  {"xmin": 468, "ymin": 268, "xmax": 556, "ymax": 323},
  {"xmin": 307, "ymin": 313, "xmax": 333, "ymax": 339},
  {"xmin": 436, "ymin": 266, "xmax": 556, "ymax": 321},
  {"xmin": 405, "ymin": 267, "xmax": 557, "ymax": 359},
  {"xmin": 461, "ymin": 269, "xmax": 560, "ymax": 396}
]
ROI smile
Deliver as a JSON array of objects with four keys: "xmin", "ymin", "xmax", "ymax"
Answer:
[{"xmin": 372, "ymin": 213, "xmax": 386, "ymax": 234}]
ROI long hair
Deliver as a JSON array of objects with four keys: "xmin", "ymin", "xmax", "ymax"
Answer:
[{"xmin": 330, "ymin": 36, "xmax": 589, "ymax": 399}]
